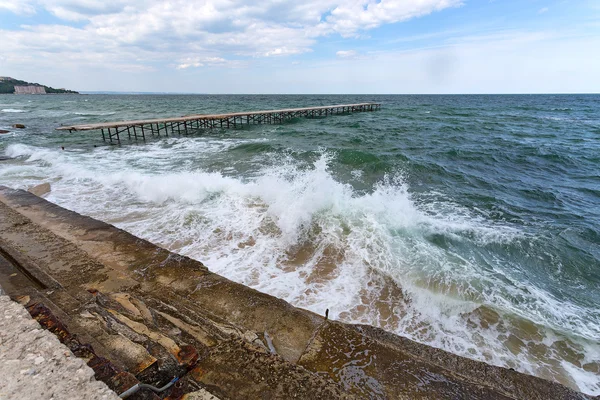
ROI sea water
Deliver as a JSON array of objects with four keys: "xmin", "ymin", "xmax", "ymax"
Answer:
[{"xmin": 1, "ymin": 94, "xmax": 599, "ymax": 394}]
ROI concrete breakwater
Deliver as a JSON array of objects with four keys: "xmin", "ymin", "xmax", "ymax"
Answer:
[{"xmin": 0, "ymin": 186, "xmax": 594, "ymax": 400}]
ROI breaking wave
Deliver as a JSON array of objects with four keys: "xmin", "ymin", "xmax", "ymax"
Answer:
[{"xmin": 3, "ymin": 140, "xmax": 599, "ymax": 395}]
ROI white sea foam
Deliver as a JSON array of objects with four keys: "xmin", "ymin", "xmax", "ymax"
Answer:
[
  {"xmin": 1, "ymin": 109, "xmax": 26, "ymax": 113},
  {"xmin": 73, "ymin": 111, "xmax": 116, "ymax": 116},
  {"xmin": 2, "ymin": 140, "xmax": 599, "ymax": 395}
]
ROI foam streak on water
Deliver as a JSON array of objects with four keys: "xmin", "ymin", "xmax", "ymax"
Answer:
[{"xmin": 1, "ymin": 94, "xmax": 599, "ymax": 394}]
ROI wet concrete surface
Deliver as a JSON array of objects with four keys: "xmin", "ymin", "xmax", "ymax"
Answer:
[{"xmin": 0, "ymin": 186, "xmax": 595, "ymax": 400}]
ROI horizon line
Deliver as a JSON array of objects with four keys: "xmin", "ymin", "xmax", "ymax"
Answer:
[{"xmin": 78, "ymin": 91, "xmax": 600, "ymax": 95}]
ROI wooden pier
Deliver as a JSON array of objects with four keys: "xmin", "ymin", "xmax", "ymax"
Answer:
[{"xmin": 56, "ymin": 103, "xmax": 381, "ymax": 144}]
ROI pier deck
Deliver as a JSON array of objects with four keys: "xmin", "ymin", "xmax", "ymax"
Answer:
[{"xmin": 56, "ymin": 103, "xmax": 381, "ymax": 144}]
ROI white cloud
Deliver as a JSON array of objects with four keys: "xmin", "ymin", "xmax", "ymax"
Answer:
[
  {"xmin": 175, "ymin": 56, "xmax": 240, "ymax": 69},
  {"xmin": 538, "ymin": 7, "xmax": 549, "ymax": 14},
  {"xmin": 0, "ymin": 0, "xmax": 460, "ymax": 71},
  {"xmin": 336, "ymin": 50, "xmax": 358, "ymax": 58},
  {"xmin": 39, "ymin": 0, "xmax": 134, "ymax": 21},
  {"xmin": 302, "ymin": 29, "xmax": 600, "ymax": 94},
  {"xmin": 0, "ymin": 0, "xmax": 36, "ymax": 15},
  {"xmin": 322, "ymin": 0, "xmax": 463, "ymax": 37}
]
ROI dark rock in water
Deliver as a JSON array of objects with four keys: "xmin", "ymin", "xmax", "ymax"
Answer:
[
  {"xmin": 12, "ymin": 124, "xmax": 25, "ymax": 129},
  {"xmin": 0, "ymin": 130, "xmax": 9, "ymax": 134},
  {"xmin": 28, "ymin": 183, "xmax": 51, "ymax": 197},
  {"xmin": 0, "ymin": 157, "xmax": 12, "ymax": 161}
]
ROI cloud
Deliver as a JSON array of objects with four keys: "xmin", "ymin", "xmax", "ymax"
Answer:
[
  {"xmin": 40, "ymin": 0, "xmax": 134, "ymax": 21},
  {"xmin": 335, "ymin": 49, "xmax": 373, "ymax": 60},
  {"xmin": 538, "ymin": 7, "xmax": 549, "ymax": 14},
  {"xmin": 0, "ymin": 0, "xmax": 36, "ymax": 15},
  {"xmin": 248, "ymin": 28, "xmax": 600, "ymax": 94},
  {"xmin": 0, "ymin": 0, "xmax": 460, "ymax": 72},
  {"xmin": 336, "ymin": 50, "xmax": 358, "ymax": 58},
  {"xmin": 322, "ymin": 0, "xmax": 463, "ymax": 37},
  {"xmin": 175, "ymin": 56, "xmax": 243, "ymax": 69}
]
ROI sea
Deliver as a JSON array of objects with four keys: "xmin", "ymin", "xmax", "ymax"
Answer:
[{"xmin": 1, "ymin": 94, "xmax": 599, "ymax": 395}]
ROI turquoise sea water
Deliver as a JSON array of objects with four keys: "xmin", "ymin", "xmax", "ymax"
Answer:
[{"xmin": 1, "ymin": 94, "xmax": 599, "ymax": 394}]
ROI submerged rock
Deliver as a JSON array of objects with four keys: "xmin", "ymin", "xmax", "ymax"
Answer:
[
  {"xmin": 0, "ymin": 129, "xmax": 9, "ymax": 134},
  {"xmin": 28, "ymin": 183, "xmax": 51, "ymax": 197},
  {"xmin": 12, "ymin": 124, "xmax": 25, "ymax": 129}
]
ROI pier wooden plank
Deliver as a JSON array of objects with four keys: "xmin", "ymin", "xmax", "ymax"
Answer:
[{"xmin": 56, "ymin": 103, "xmax": 381, "ymax": 133}]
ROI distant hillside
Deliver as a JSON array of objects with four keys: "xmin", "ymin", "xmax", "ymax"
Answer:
[{"xmin": 0, "ymin": 77, "xmax": 78, "ymax": 94}]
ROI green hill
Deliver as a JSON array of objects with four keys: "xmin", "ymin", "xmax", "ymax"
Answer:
[{"xmin": 0, "ymin": 77, "xmax": 78, "ymax": 94}]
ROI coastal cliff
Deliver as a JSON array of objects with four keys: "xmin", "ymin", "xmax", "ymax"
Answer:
[{"xmin": 0, "ymin": 186, "xmax": 594, "ymax": 400}]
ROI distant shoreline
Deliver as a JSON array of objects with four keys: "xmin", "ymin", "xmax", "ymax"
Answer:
[
  {"xmin": 73, "ymin": 92, "xmax": 600, "ymax": 95},
  {"xmin": 0, "ymin": 77, "xmax": 78, "ymax": 94},
  {"xmin": 0, "ymin": 93, "xmax": 81, "ymax": 95}
]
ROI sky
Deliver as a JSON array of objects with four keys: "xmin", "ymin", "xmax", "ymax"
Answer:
[{"xmin": 0, "ymin": 0, "xmax": 599, "ymax": 93}]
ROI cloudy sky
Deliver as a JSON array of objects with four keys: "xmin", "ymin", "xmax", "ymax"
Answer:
[{"xmin": 1, "ymin": 0, "xmax": 599, "ymax": 93}]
